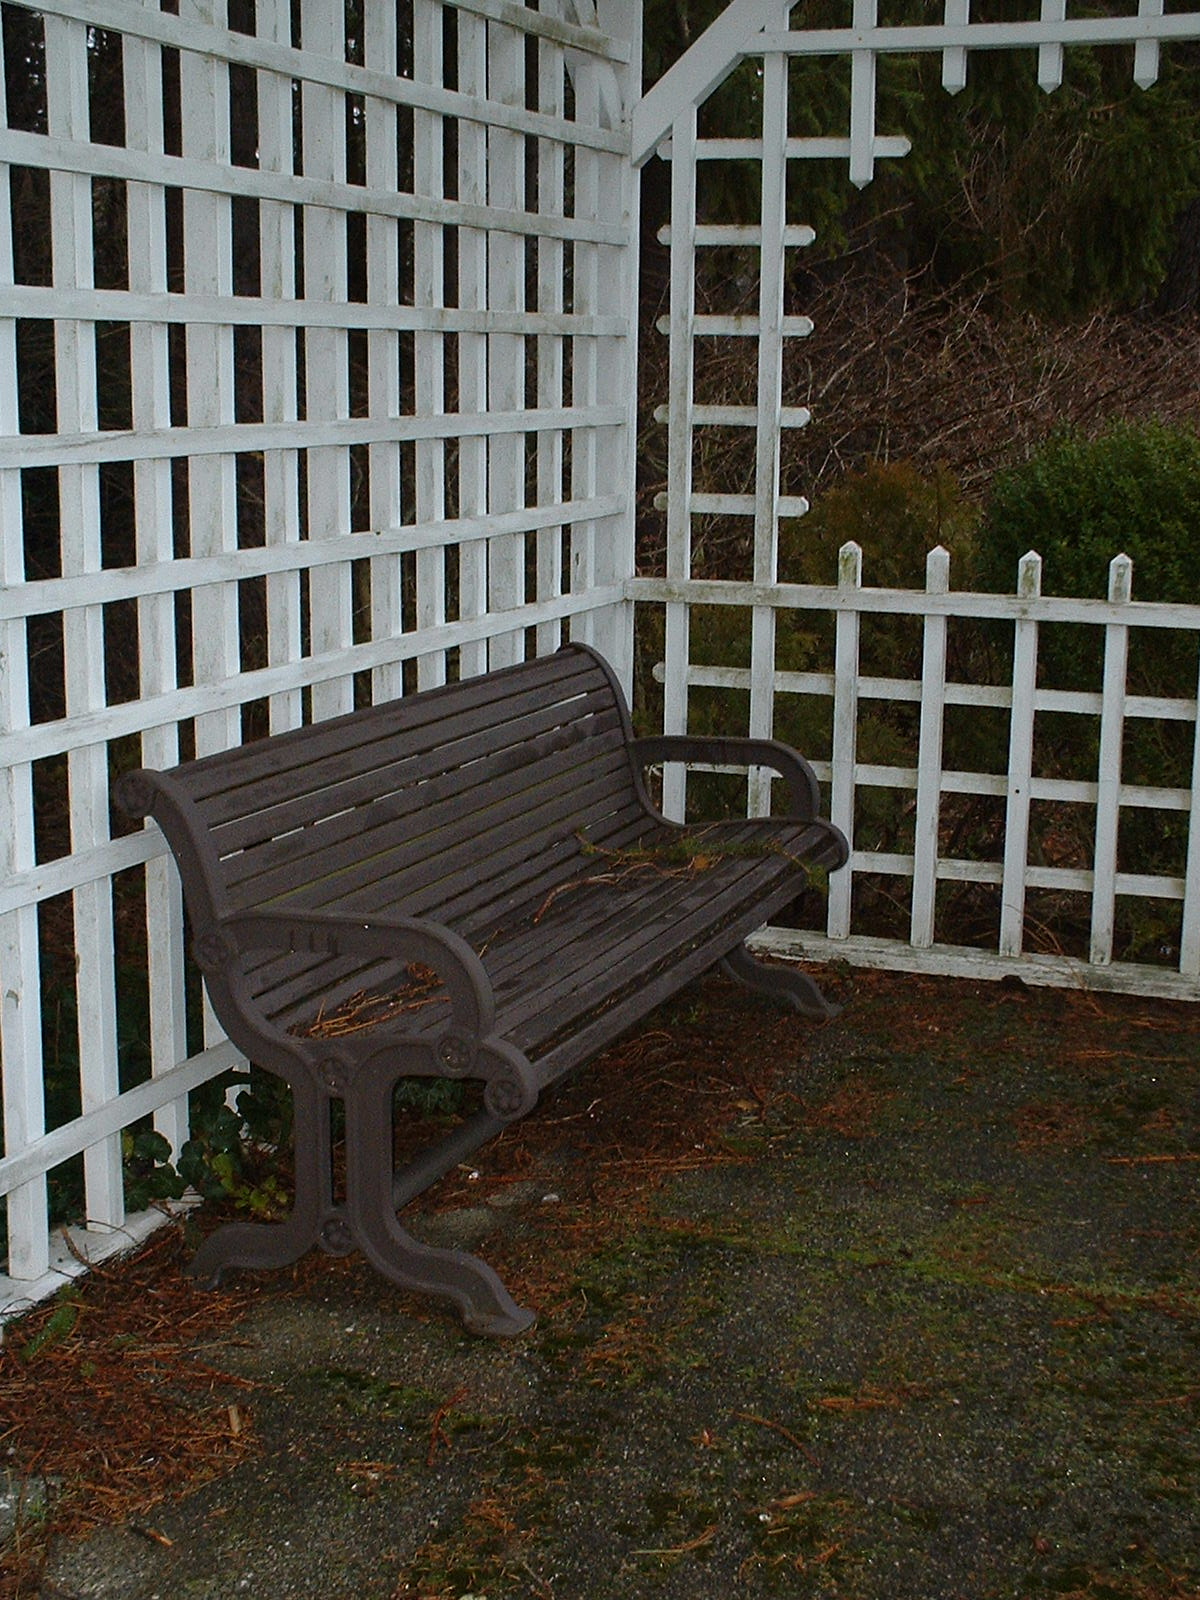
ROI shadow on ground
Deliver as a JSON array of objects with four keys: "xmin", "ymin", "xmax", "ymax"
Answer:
[{"xmin": 6, "ymin": 969, "xmax": 1200, "ymax": 1600}]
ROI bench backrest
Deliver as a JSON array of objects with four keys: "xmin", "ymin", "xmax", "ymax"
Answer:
[{"xmin": 127, "ymin": 645, "xmax": 646, "ymax": 937}]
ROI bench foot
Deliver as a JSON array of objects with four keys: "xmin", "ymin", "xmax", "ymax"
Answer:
[
  {"xmin": 186, "ymin": 1206, "xmax": 324, "ymax": 1286},
  {"xmin": 353, "ymin": 1207, "xmax": 536, "ymax": 1337},
  {"xmin": 720, "ymin": 940, "xmax": 841, "ymax": 1020}
]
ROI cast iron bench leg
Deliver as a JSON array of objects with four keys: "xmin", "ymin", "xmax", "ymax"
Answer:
[
  {"xmin": 720, "ymin": 939, "xmax": 841, "ymax": 1021},
  {"xmin": 188, "ymin": 1073, "xmax": 333, "ymax": 1285},
  {"xmin": 344, "ymin": 1056, "xmax": 537, "ymax": 1338}
]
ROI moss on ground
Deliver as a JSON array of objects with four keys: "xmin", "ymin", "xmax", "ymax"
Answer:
[{"xmin": 16, "ymin": 972, "xmax": 1200, "ymax": 1600}]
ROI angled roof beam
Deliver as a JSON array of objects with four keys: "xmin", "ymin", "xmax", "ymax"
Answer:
[{"xmin": 631, "ymin": 0, "xmax": 796, "ymax": 164}]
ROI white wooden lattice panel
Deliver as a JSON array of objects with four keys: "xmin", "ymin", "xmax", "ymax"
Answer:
[{"xmin": 0, "ymin": 0, "xmax": 640, "ymax": 1303}]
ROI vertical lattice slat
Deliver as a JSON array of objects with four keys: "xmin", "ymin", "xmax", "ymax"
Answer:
[
  {"xmin": 748, "ymin": 30, "xmax": 788, "ymax": 817},
  {"xmin": 0, "ymin": 19, "xmax": 48, "ymax": 1276},
  {"xmin": 301, "ymin": 0, "xmax": 353, "ymax": 720},
  {"xmin": 911, "ymin": 546, "xmax": 950, "ymax": 949},
  {"xmin": 661, "ymin": 108, "xmax": 697, "ymax": 822},
  {"xmin": 125, "ymin": 9, "xmax": 188, "ymax": 1157},
  {"xmin": 999, "ymin": 552, "xmax": 1042, "ymax": 958},
  {"xmin": 456, "ymin": 11, "xmax": 490, "ymax": 681},
  {"xmin": 1089, "ymin": 555, "xmax": 1132, "ymax": 966},
  {"xmin": 46, "ymin": 13, "xmax": 124, "ymax": 1231},
  {"xmin": 1134, "ymin": 0, "xmax": 1165, "ymax": 87},
  {"xmin": 942, "ymin": 0, "xmax": 970, "ymax": 93},
  {"xmin": 364, "ymin": 2, "xmax": 404, "ymax": 705},
  {"xmin": 1179, "ymin": 654, "xmax": 1200, "ymax": 979},
  {"xmin": 569, "ymin": 57, "xmax": 600, "ymax": 647},
  {"xmin": 849, "ymin": 0, "xmax": 878, "ymax": 187},
  {"xmin": 180, "ymin": 0, "xmax": 240, "ymax": 759},
  {"xmin": 827, "ymin": 541, "xmax": 863, "ymax": 940},
  {"xmin": 413, "ymin": 0, "xmax": 447, "ymax": 689},
  {"xmin": 486, "ymin": 18, "xmax": 527, "ymax": 669},
  {"xmin": 1038, "ymin": 0, "xmax": 1067, "ymax": 92},
  {"xmin": 258, "ymin": 0, "xmax": 304, "ymax": 734},
  {"xmin": 535, "ymin": 31, "xmax": 566, "ymax": 658}
]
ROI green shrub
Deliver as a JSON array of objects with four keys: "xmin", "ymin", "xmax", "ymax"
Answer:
[
  {"xmin": 977, "ymin": 421, "xmax": 1200, "ymax": 946},
  {"xmin": 977, "ymin": 420, "xmax": 1200, "ymax": 665}
]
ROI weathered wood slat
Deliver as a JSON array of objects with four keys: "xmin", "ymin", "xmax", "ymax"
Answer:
[{"xmin": 219, "ymin": 712, "xmax": 630, "ymax": 902}]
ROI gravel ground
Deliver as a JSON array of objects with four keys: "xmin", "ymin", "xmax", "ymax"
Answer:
[{"xmin": 21, "ymin": 970, "xmax": 1200, "ymax": 1600}]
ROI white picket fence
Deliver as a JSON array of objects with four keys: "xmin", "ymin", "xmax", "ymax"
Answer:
[
  {"xmin": 0, "ymin": 0, "xmax": 640, "ymax": 1308},
  {"xmin": 635, "ymin": 543, "xmax": 1200, "ymax": 1001}
]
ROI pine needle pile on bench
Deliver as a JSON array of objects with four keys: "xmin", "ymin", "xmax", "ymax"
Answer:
[{"xmin": 117, "ymin": 644, "xmax": 848, "ymax": 1335}]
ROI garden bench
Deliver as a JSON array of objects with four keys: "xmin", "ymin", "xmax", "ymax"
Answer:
[{"xmin": 116, "ymin": 644, "xmax": 848, "ymax": 1336}]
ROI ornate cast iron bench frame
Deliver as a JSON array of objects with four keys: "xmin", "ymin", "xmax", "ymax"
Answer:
[{"xmin": 117, "ymin": 644, "xmax": 848, "ymax": 1335}]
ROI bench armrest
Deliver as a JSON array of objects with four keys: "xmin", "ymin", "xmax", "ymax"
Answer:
[
  {"xmin": 630, "ymin": 734, "xmax": 823, "ymax": 822},
  {"xmin": 214, "ymin": 907, "xmax": 496, "ymax": 1041}
]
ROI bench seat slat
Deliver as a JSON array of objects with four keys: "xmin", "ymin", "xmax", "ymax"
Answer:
[
  {"xmin": 184, "ymin": 650, "xmax": 601, "ymax": 808},
  {"xmin": 204, "ymin": 676, "xmax": 618, "ymax": 852},
  {"xmin": 221, "ymin": 720, "xmax": 633, "ymax": 907},
  {"xmin": 487, "ymin": 821, "xmax": 839, "ymax": 1057}
]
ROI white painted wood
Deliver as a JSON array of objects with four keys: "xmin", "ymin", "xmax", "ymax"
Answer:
[
  {"xmin": 486, "ymin": 16, "xmax": 529, "ymax": 670},
  {"xmin": 569, "ymin": 57, "xmax": 601, "ymax": 650},
  {"xmin": 758, "ymin": 929, "xmax": 1200, "ymax": 1003},
  {"xmin": 942, "ymin": 0, "xmax": 970, "ymax": 93},
  {"xmin": 849, "ymin": 0, "xmax": 880, "ymax": 188},
  {"xmin": 20, "ymin": 0, "xmax": 632, "ymax": 155},
  {"xmin": 910, "ymin": 547, "xmax": 950, "ymax": 948},
  {"xmin": 536, "ymin": 29, "xmax": 567, "ymax": 658},
  {"xmin": 0, "ymin": 0, "xmax": 643, "ymax": 1312},
  {"xmin": 757, "ymin": 13, "xmax": 1200, "ymax": 58},
  {"xmin": 654, "ymin": 403, "xmax": 810, "ymax": 428},
  {"xmin": 661, "ymin": 107, "xmax": 698, "ymax": 822},
  {"xmin": 45, "ymin": 11, "xmax": 125, "ymax": 1234},
  {"xmin": 0, "ymin": 126, "xmax": 629, "ymax": 244},
  {"xmin": 177, "ymin": 0, "xmax": 240, "ymax": 761},
  {"xmin": 301, "ymin": 0, "xmax": 354, "ymax": 720},
  {"xmin": 1038, "ymin": 0, "xmax": 1067, "ymax": 92},
  {"xmin": 0, "ymin": 281, "xmax": 626, "ymax": 337},
  {"xmin": 828, "ymin": 543, "xmax": 863, "ymax": 939},
  {"xmin": 0, "ymin": 18, "xmax": 48, "ymax": 1278},
  {"xmin": 413, "ymin": 0, "xmax": 448, "ymax": 690},
  {"xmin": 631, "ymin": 0, "xmax": 802, "ymax": 164},
  {"xmin": 1180, "ymin": 649, "xmax": 1200, "ymax": 978},
  {"xmin": 1089, "ymin": 555, "xmax": 1132, "ymax": 965},
  {"xmin": 681, "ymin": 135, "xmax": 911, "ymax": 162},
  {"xmin": 748, "ymin": 18, "xmax": 789, "ymax": 816},
  {"xmin": 258, "ymin": 0, "xmax": 305, "ymax": 732},
  {"xmin": 125, "ymin": 3, "xmax": 188, "ymax": 1162},
  {"xmin": 999, "ymin": 553, "xmax": 1042, "ymax": 958},
  {"xmin": 458, "ymin": 5, "xmax": 496, "ymax": 681},
  {"xmin": 1135, "ymin": 0, "xmax": 1164, "ymax": 88}
]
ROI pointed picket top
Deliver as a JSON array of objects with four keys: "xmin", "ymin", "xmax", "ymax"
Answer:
[
  {"xmin": 926, "ymin": 544, "xmax": 951, "ymax": 594},
  {"xmin": 1134, "ymin": 0, "xmax": 1164, "ymax": 87},
  {"xmin": 1108, "ymin": 552, "xmax": 1134, "ymax": 604},
  {"xmin": 838, "ymin": 539, "xmax": 864, "ymax": 588},
  {"xmin": 1037, "ymin": 0, "xmax": 1066, "ymax": 91},
  {"xmin": 1017, "ymin": 550, "xmax": 1043, "ymax": 599},
  {"xmin": 941, "ymin": 0, "xmax": 970, "ymax": 93}
]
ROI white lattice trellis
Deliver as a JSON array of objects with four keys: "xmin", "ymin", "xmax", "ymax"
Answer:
[{"xmin": 0, "ymin": 0, "xmax": 640, "ymax": 1307}]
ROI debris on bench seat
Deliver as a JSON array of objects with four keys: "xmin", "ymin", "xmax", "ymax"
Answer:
[{"xmin": 116, "ymin": 643, "xmax": 848, "ymax": 1336}]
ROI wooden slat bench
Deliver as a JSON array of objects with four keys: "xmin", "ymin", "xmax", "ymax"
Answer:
[{"xmin": 116, "ymin": 644, "xmax": 848, "ymax": 1335}]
